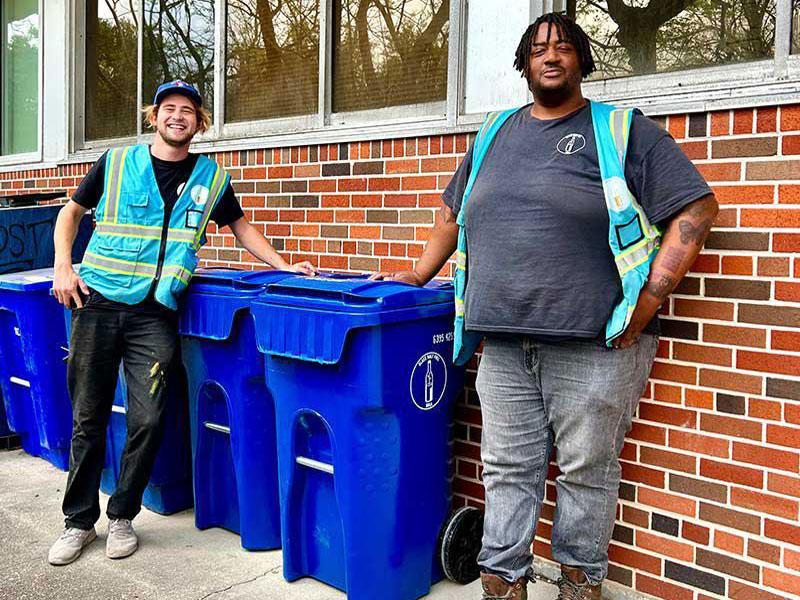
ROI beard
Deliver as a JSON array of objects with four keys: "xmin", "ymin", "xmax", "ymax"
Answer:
[
  {"xmin": 158, "ymin": 123, "xmax": 195, "ymax": 148},
  {"xmin": 529, "ymin": 70, "xmax": 582, "ymax": 105}
]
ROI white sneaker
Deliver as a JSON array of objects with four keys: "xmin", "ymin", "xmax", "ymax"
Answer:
[
  {"xmin": 48, "ymin": 527, "xmax": 97, "ymax": 565},
  {"xmin": 106, "ymin": 518, "xmax": 138, "ymax": 559}
]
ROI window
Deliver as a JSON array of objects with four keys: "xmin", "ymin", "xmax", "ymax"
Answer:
[
  {"xmin": 567, "ymin": 0, "xmax": 777, "ymax": 80},
  {"xmin": 225, "ymin": 0, "xmax": 319, "ymax": 122},
  {"xmin": 143, "ymin": 0, "xmax": 215, "ymax": 113},
  {"xmin": 85, "ymin": 0, "xmax": 138, "ymax": 141},
  {"xmin": 332, "ymin": 0, "xmax": 449, "ymax": 113},
  {"xmin": 462, "ymin": 1, "xmax": 531, "ymax": 114},
  {"xmin": 1, "ymin": 0, "xmax": 39, "ymax": 155},
  {"xmin": 85, "ymin": 0, "xmax": 214, "ymax": 142},
  {"xmin": 73, "ymin": 1, "xmax": 799, "ymax": 151}
]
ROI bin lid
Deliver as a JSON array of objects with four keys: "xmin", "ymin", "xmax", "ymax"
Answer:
[
  {"xmin": 257, "ymin": 275, "xmax": 453, "ymax": 312},
  {"xmin": 178, "ymin": 268, "xmax": 294, "ymax": 340},
  {"xmin": 252, "ymin": 276, "xmax": 454, "ymax": 364},
  {"xmin": 188, "ymin": 268, "xmax": 293, "ymax": 297},
  {"xmin": 0, "ymin": 267, "xmax": 55, "ymax": 292}
]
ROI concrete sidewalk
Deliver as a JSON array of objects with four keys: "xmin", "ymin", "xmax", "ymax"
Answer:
[{"xmin": 0, "ymin": 450, "xmax": 558, "ymax": 600}]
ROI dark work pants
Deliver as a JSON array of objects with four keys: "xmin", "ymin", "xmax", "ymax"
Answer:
[{"xmin": 62, "ymin": 306, "xmax": 177, "ymax": 530}]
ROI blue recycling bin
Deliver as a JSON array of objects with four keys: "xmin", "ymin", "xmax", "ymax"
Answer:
[
  {"xmin": 178, "ymin": 269, "xmax": 294, "ymax": 549},
  {"xmin": 99, "ymin": 362, "xmax": 194, "ymax": 515},
  {"xmin": 0, "ymin": 391, "xmax": 11, "ymax": 438},
  {"xmin": 252, "ymin": 276, "xmax": 464, "ymax": 600},
  {"xmin": 0, "ymin": 267, "xmax": 71, "ymax": 469}
]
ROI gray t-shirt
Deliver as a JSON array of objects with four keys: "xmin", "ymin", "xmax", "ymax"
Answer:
[{"xmin": 443, "ymin": 102, "xmax": 712, "ymax": 340}]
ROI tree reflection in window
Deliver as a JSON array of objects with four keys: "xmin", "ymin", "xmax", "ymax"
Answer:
[
  {"xmin": 143, "ymin": 0, "xmax": 215, "ymax": 114},
  {"xmin": 565, "ymin": 0, "xmax": 776, "ymax": 80},
  {"xmin": 2, "ymin": 0, "xmax": 39, "ymax": 154},
  {"xmin": 226, "ymin": 0, "xmax": 320, "ymax": 123},
  {"xmin": 333, "ymin": 0, "xmax": 449, "ymax": 113},
  {"xmin": 85, "ymin": 0, "xmax": 138, "ymax": 141}
]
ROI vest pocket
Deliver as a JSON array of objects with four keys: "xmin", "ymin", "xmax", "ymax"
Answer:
[
  {"xmin": 121, "ymin": 192, "xmax": 150, "ymax": 221},
  {"xmin": 91, "ymin": 236, "xmax": 143, "ymax": 289},
  {"xmin": 615, "ymin": 213, "xmax": 644, "ymax": 250},
  {"xmin": 185, "ymin": 208, "xmax": 203, "ymax": 230},
  {"xmin": 168, "ymin": 252, "xmax": 198, "ymax": 296}
]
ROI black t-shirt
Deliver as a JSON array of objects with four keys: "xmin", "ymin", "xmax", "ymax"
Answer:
[
  {"xmin": 443, "ymin": 102, "xmax": 712, "ymax": 341},
  {"xmin": 73, "ymin": 149, "xmax": 244, "ymax": 313}
]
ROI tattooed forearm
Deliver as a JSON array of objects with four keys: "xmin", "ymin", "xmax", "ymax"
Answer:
[
  {"xmin": 644, "ymin": 271, "xmax": 676, "ymax": 301},
  {"xmin": 661, "ymin": 247, "xmax": 687, "ymax": 273},
  {"xmin": 678, "ymin": 218, "xmax": 713, "ymax": 245}
]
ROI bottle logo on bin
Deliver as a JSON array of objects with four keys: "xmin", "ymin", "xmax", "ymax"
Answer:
[{"xmin": 410, "ymin": 352, "xmax": 447, "ymax": 411}]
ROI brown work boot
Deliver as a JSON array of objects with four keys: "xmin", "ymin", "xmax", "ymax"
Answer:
[
  {"xmin": 480, "ymin": 572, "xmax": 528, "ymax": 600},
  {"xmin": 557, "ymin": 566, "xmax": 602, "ymax": 599}
]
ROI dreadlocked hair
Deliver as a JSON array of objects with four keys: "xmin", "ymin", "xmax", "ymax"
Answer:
[{"xmin": 513, "ymin": 12, "xmax": 596, "ymax": 82}]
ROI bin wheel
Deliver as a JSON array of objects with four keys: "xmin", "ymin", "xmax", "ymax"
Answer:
[{"xmin": 439, "ymin": 506, "xmax": 484, "ymax": 584}]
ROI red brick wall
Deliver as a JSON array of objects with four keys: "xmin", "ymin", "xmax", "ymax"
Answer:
[{"xmin": 2, "ymin": 104, "xmax": 799, "ymax": 599}]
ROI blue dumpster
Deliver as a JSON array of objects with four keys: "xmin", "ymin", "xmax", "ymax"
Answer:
[
  {"xmin": 178, "ymin": 269, "xmax": 294, "ymax": 549},
  {"xmin": 99, "ymin": 361, "xmax": 194, "ymax": 515},
  {"xmin": 0, "ymin": 267, "xmax": 71, "ymax": 469},
  {"xmin": 0, "ymin": 204, "xmax": 92, "ymax": 274},
  {"xmin": 252, "ymin": 276, "xmax": 464, "ymax": 600}
]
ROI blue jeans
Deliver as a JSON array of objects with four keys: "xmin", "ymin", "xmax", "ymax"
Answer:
[{"xmin": 475, "ymin": 335, "xmax": 658, "ymax": 584}]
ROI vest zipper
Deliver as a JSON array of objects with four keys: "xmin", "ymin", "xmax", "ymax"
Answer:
[{"xmin": 150, "ymin": 202, "xmax": 173, "ymax": 294}]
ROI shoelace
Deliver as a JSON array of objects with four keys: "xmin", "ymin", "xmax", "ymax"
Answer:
[
  {"xmin": 109, "ymin": 519, "xmax": 132, "ymax": 534},
  {"xmin": 60, "ymin": 528, "xmax": 89, "ymax": 542},
  {"xmin": 556, "ymin": 576, "xmax": 589, "ymax": 600}
]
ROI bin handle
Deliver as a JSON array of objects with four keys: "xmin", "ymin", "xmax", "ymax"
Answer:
[
  {"xmin": 9, "ymin": 376, "xmax": 30, "ymax": 388},
  {"xmin": 203, "ymin": 421, "xmax": 231, "ymax": 435},
  {"xmin": 296, "ymin": 456, "xmax": 334, "ymax": 474}
]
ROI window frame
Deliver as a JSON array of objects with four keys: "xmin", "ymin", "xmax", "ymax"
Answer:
[
  {"xmin": 72, "ymin": 0, "xmax": 462, "ymax": 156},
  {"xmin": 0, "ymin": 0, "xmax": 43, "ymax": 166},
  {"xmin": 533, "ymin": 0, "xmax": 800, "ymax": 117},
  {"xmin": 68, "ymin": 0, "xmax": 800, "ymax": 160}
]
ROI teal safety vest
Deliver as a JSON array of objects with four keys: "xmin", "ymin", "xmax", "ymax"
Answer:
[
  {"xmin": 79, "ymin": 144, "xmax": 230, "ymax": 310},
  {"xmin": 453, "ymin": 101, "xmax": 661, "ymax": 365}
]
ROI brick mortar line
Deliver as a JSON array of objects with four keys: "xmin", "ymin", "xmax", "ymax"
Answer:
[
  {"xmin": 669, "ymin": 341, "xmax": 800, "ymax": 358},
  {"xmin": 601, "ymin": 525, "xmax": 794, "ymax": 586},
  {"xmin": 652, "ymin": 357, "xmax": 800, "ymax": 376},
  {"xmin": 630, "ymin": 435, "xmax": 799, "ymax": 465}
]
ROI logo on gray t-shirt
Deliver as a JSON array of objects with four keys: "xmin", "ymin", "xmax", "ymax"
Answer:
[{"xmin": 557, "ymin": 133, "xmax": 586, "ymax": 155}]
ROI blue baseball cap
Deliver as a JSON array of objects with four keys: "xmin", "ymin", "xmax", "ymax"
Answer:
[{"xmin": 153, "ymin": 79, "xmax": 203, "ymax": 106}]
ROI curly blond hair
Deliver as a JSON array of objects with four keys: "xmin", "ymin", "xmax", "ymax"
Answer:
[{"xmin": 142, "ymin": 102, "xmax": 212, "ymax": 134}]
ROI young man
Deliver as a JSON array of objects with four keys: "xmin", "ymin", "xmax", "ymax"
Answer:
[
  {"xmin": 49, "ymin": 80, "xmax": 314, "ymax": 565},
  {"xmin": 373, "ymin": 14, "xmax": 718, "ymax": 600}
]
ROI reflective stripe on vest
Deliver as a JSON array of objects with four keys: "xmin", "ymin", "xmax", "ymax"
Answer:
[
  {"xmin": 451, "ymin": 101, "xmax": 661, "ymax": 365},
  {"xmin": 591, "ymin": 102, "xmax": 661, "ymax": 343},
  {"xmin": 452, "ymin": 107, "xmax": 518, "ymax": 366},
  {"xmin": 192, "ymin": 164, "xmax": 228, "ymax": 250},
  {"xmin": 94, "ymin": 222, "xmax": 197, "ymax": 244},
  {"xmin": 79, "ymin": 144, "xmax": 229, "ymax": 310},
  {"xmin": 101, "ymin": 146, "xmax": 129, "ymax": 224}
]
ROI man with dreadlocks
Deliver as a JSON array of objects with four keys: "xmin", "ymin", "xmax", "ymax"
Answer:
[{"xmin": 372, "ymin": 12, "xmax": 717, "ymax": 600}]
